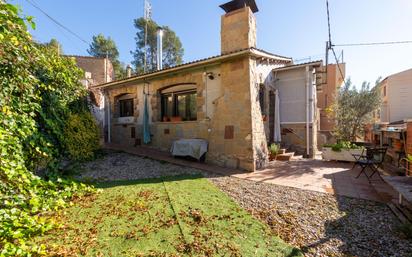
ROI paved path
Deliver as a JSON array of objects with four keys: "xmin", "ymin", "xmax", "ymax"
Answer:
[{"xmin": 105, "ymin": 144, "xmax": 397, "ymax": 203}]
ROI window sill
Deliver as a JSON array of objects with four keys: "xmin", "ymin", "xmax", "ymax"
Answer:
[
  {"xmin": 114, "ymin": 117, "xmax": 135, "ymax": 125},
  {"xmin": 154, "ymin": 120, "xmax": 198, "ymax": 125}
]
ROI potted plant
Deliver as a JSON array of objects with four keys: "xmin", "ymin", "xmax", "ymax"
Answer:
[
  {"xmin": 269, "ymin": 143, "xmax": 280, "ymax": 161},
  {"xmin": 322, "ymin": 141, "xmax": 364, "ymax": 162}
]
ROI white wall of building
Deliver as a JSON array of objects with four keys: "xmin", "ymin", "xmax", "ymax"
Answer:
[{"xmin": 387, "ymin": 68, "xmax": 412, "ymax": 122}]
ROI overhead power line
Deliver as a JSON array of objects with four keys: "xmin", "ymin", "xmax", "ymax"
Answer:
[
  {"xmin": 25, "ymin": 0, "xmax": 90, "ymax": 46},
  {"xmin": 334, "ymin": 40, "xmax": 412, "ymax": 47}
]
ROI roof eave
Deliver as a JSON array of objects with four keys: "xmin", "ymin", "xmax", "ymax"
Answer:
[
  {"xmin": 92, "ymin": 48, "xmax": 291, "ymax": 90},
  {"xmin": 272, "ymin": 60, "xmax": 323, "ymax": 72}
]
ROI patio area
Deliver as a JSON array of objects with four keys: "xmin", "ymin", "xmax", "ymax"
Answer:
[
  {"xmin": 106, "ymin": 144, "xmax": 398, "ymax": 203},
  {"xmin": 234, "ymin": 160, "xmax": 398, "ymax": 203}
]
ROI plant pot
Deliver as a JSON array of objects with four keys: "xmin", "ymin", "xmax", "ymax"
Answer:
[
  {"xmin": 170, "ymin": 116, "xmax": 182, "ymax": 122},
  {"xmin": 269, "ymin": 153, "xmax": 277, "ymax": 161},
  {"xmin": 322, "ymin": 147, "xmax": 363, "ymax": 162}
]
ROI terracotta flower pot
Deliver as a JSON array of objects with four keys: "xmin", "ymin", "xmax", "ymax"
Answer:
[{"xmin": 170, "ymin": 116, "xmax": 182, "ymax": 122}]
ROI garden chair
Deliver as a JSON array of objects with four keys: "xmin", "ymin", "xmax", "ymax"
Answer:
[
  {"xmin": 354, "ymin": 147, "xmax": 387, "ymax": 183},
  {"xmin": 351, "ymin": 148, "xmax": 366, "ymax": 170}
]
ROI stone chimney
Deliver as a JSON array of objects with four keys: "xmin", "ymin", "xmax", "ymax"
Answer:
[
  {"xmin": 220, "ymin": 0, "xmax": 258, "ymax": 55},
  {"xmin": 126, "ymin": 65, "xmax": 132, "ymax": 78}
]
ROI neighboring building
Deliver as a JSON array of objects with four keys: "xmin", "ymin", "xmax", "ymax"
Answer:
[
  {"xmin": 67, "ymin": 55, "xmax": 115, "ymax": 88},
  {"xmin": 378, "ymin": 68, "xmax": 412, "ymax": 123},
  {"xmin": 92, "ymin": 0, "xmax": 323, "ymax": 171},
  {"xmin": 316, "ymin": 63, "xmax": 346, "ymax": 146},
  {"xmin": 364, "ymin": 68, "xmax": 412, "ymax": 164},
  {"xmin": 272, "ymin": 61, "xmax": 322, "ymax": 157},
  {"xmin": 66, "ymin": 55, "xmax": 115, "ymax": 138}
]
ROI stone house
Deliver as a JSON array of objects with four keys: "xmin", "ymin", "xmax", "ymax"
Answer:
[{"xmin": 92, "ymin": 0, "xmax": 323, "ymax": 171}]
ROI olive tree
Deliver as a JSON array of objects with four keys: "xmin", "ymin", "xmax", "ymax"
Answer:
[{"xmin": 331, "ymin": 79, "xmax": 381, "ymax": 141}]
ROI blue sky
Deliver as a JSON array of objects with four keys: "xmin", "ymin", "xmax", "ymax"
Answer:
[{"xmin": 11, "ymin": 0, "xmax": 412, "ymax": 86}]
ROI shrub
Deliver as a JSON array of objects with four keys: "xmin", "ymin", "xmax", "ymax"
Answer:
[
  {"xmin": 323, "ymin": 141, "xmax": 361, "ymax": 152},
  {"xmin": 0, "ymin": 2, "xmax": 95, "ymax": 255},
  {"xmin": 63, "ymin": 112, "xmax": 100, "ymax": 161}
]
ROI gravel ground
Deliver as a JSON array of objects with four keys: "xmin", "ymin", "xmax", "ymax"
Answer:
[
  {"xmin": 77, "ymin": 152, "xmax": 412, "ymax": 257},
  {"xmin": 76, "ymin": 151, "xmax": 201, "ymax": 182}
]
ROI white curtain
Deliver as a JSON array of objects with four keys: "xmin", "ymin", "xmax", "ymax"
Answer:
[{"xmin": 274, "ymin": 89, "xmax": 281, "ymax": 142}]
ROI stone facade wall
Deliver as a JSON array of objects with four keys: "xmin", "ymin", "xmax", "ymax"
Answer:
[
  {"xmin": 104, "ymin": 61, "xmax": 259, "ymax": 171},
  {"xmin": 106, "ymin": 85, "xmax": 139, "ymax": 147},
  {"xmin": 221, "ymin": 7, "xmax": 256, "ymax": 54},
  {"xmin": 207, "ymin": 57, "xmax": 255, "ymax": 170}
]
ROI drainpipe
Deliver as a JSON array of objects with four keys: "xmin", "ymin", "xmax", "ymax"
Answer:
[
  {"xmin": 306, "ymin": 66, "xmax": 310, "ymax": 157},
  {"xmin": 107, "ymin": 92, "xmax": 111, "ymax": 143},
  {"xmin": 102, "ymin": 91, "xmax": 106, "ymax": 141}
]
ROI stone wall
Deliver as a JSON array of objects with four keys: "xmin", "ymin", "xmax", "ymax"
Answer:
[
  {"xmin": 106, "ymin": 84, "xmax": 139, "ymax": 147},
  {"xmin": 104, "ymin": 61, "xmax": 260, "ymax": 171},
  {"xmin": 207, "ymin": 57, "xmax": 255, "ymax": 170}
]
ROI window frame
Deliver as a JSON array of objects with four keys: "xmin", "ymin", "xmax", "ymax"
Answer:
[
  {"xmin": 119, "ymin": 98, "xmax": 134, "ymax": 118},
  {"xmin": 161, "ymin": 89, "xmax": 197, "ymax": 122}
]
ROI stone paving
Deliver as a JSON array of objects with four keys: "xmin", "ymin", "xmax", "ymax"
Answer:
[
  {"xmin": 234, "ymin": 160, "xmax": 398, "ymax": 203},
  {"xmin": 105, "ymin": 144, "xmax": 398, "ymax": 203}
]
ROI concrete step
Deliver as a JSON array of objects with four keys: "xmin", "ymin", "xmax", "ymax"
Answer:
[
  {"xmin": 276, "ymin": 152, "xmax": 295, "ymax": 162},
  {"xmin": 388, "ymin": 202, "xmax": 412, "ymax": 224},
  {"xmin": 291, "ymin": 155, "xmax": 304, "ymax": 161},
  {"xmin": 278, "ymin": 148, "xmax": 287, "ymax": 155}
]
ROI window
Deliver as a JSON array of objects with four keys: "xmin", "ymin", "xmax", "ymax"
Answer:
[
  {"xmin": 161, "ymin": 90, "xmax": 197, "ymax": 121},
  {"xmin": 259, "ymin": 84, "xmax": 265, "ymax": 114},
  {"xmin": 383, "ymin": 86, "xmax": 387, "ymax": 97},
  {"xmin": 119, "ymin": 99, "xmax": 134, "ymax": 117}
]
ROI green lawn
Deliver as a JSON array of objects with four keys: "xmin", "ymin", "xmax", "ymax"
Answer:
[{"xmin": 37, "ymin": 175, "xmax": 302, "ymax": 256}]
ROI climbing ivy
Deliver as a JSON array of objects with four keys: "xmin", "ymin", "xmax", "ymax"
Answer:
[{"xmin": 0, "ymin": 2, "xmax": 96, "ymax": 256}]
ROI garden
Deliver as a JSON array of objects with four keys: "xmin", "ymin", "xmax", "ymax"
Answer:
[{"xmin": 0, "ymin": 2, "xmax": 302, "ymax": 256}]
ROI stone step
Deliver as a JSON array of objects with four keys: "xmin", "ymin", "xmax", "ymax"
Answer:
[{"xmin": 276, "ymin": 152, "xmax": 295, "ymax": 162}]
